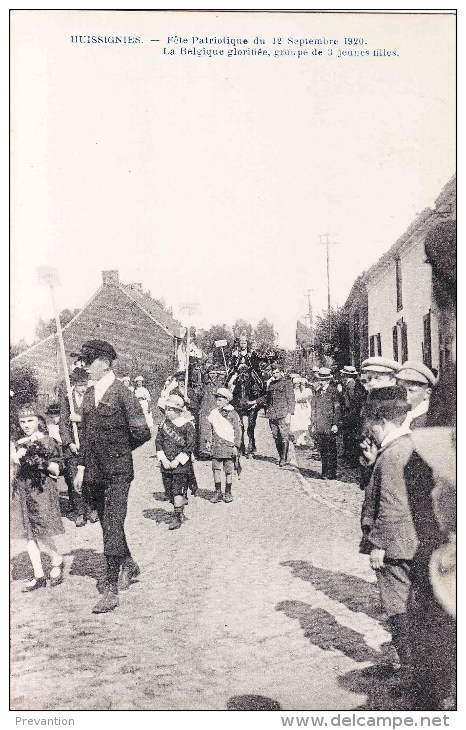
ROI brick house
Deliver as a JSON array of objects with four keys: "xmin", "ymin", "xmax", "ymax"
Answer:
[
  {"xmin": 11, "ymin": 270, "xmax": 183, "ymax": 403},
  {"xmin": 345, "ymin": 175, "xmax": 456, "ymax": 373}
]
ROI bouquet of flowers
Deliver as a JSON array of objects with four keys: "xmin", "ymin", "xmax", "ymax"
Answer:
[{"xmin": 17, "ymin": 440, "xmax": 54, "ymax": 491}]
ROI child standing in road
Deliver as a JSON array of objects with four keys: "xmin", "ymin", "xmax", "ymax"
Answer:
[
  {"xmin": 10, "ymin": 403, "xmax": 65, "ymax": 591},
  {"xmin": 207, "ymin": 388, "xmax": 242, "ymax": 503},
  {"xmin": 155, "ymin": 394, "xmax": 196, "ymax": 530}
]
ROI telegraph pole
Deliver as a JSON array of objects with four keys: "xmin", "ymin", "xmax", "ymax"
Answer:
[
  {"xmin": 305, "ymin": 289, "xmax": 315, "ymax": 367},
  {"xmin": 318, "ymin": 233, "xmax": 338, "ymax": 340}
]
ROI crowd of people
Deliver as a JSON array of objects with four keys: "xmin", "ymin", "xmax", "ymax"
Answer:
[{"xmin": 10, "ymin": 224, "xmax": 456, "ymax": 710}]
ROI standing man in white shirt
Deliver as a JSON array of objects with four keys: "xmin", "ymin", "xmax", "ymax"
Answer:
[{"xmin": 73, "ymin": 340, "xmax": 151, "ymax": 614}]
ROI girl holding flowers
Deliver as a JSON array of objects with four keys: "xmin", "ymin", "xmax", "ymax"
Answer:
[{"xmin": 11, "ymin": 403, "xmax": 65, "ymax": 591}]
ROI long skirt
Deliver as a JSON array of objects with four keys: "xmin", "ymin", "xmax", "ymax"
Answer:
[{"xmin": 11, "ymin": 475, "xmax": 65, "ymax": 540}]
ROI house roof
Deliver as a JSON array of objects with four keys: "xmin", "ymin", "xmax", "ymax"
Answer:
[
  {"xmin": 11, "ymin": 276, "xmax": 182, "ymax": 365},
  {"xmin": 119, "ymin": 283, "xmax": 182, "ymax": 338},
  {"xmin": 343, "ymin": 174, "xmax": 456, "ymax": 307},
  {"xmin": 344, "ymin": 274, "xmax": 368, "ymax": 309}
]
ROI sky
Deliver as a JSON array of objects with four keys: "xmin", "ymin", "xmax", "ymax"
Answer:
[{"xmin": 10, "ymin": 9, "xmax": 456, "ymax": 349}]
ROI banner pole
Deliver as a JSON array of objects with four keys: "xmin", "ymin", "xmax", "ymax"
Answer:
[{"xmin": 49, "ymin": 284, "xmax": 80, "ymax": 449}]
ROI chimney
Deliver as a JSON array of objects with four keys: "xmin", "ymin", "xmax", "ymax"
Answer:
[{"xmin": 102, "ymin": 270, "xmax": 119, "ymax": 287}]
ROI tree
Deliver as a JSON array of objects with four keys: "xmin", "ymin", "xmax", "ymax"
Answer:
[
  {"xmin": 313, "ymin": 307, "xmax": 350, "ymax": 370},
  {"xmin": 232, "ymin": 319, "xmax": 254, "ymax": 341},
  {"xmin": 254, "ymin": 318, "xmax": 277, "ymax": 353},
  {"xmin": 10, "ymin": 339, "xmax": 29, "ymax": 359},
  {"xmin": 35, "ymin": 308, "xmax": 81, "ymax": 341},
  {"xmin": 10, "ymin": 364, "xmax": 39, "ymax": 404},
  {"xmin": 197, "ymin": 324, "xmax": 233, "ymax": 364}
]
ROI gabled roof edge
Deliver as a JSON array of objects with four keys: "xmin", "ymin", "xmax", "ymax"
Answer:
[
  {"xmin": 11, "ymin": 286, "xmax": 105, "ymax": 364},
  {"xmin": 119, "ymin": 285, "xmax": 178, "ymax": 338}
]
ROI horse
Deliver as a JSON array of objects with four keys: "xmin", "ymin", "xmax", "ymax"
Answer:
[{"xmin": 228, "ymin": 365, "xmax": 265, "ymax": 457}]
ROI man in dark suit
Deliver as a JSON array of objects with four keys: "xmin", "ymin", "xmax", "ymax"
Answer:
[
  {"xmin": 311, "ymin": 367, "xmax": 341, "ymax": 479},
  {"xmin": 73, "ymin": 340, "xmax": 151, "ymax": 614},
  {"xmin": 264, "ymin": 363, "xmax": 295, "ymax": 466}
]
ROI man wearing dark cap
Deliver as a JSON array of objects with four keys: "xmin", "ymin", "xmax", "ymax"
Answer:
[
  {"xmin": 73, "ymin": 340, "xmax": 151, "ymax": 613},
  {"xmin": 263, "ymin": 363, "xmax": 295, "ymax": 466},
  {"xmin": 59, "ymin": 366, "xmax": 97, "ymax": 527}
]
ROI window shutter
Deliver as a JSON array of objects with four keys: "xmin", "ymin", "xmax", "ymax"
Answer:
[
  {"xmin": 392, "ymin": 325, "xmax": 399, "ymax": 362},
  {"xmin": 423, "ymin": 313, "xmax": 432, "ymax": 368},
  {"xmin": 401, "ymin": 322, "xmax": 408, "ymax": 362}
]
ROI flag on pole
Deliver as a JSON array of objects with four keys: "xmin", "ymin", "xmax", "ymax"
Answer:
[{"xmin": 37, "ymin": 267, "xmax": 60, "ymax": 287}]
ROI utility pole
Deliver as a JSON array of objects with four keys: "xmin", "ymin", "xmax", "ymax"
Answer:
[
  {"xmin": 318, "ymin": 233, "xmax": 338, "ymax": 341},
  {"xmin": 305, "ymin": 289, "xmax": 315, "ymax": 367}
]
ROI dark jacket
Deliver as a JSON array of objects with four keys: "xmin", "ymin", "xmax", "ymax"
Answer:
[
  {"xmin": 59, "ymin": 389, "xmax": 85, "ymax": 449},
  {"xmin": 265, "ymin": 378, "xmax": 295, "ymax": 420},
  {"xmin": 410, "ymin": 412, "xmax": 429, "ymax": 429},
  {"xmin": 365, "ymin": 434, "xmax": 419, "ymax": 560},
  {"xmin": 78, "ymin": 378, "xmax": 151, "ymax": 483},
  {"xmin": 311, "ymin": 383, "xmax": 341, "ymax": 434},
  {"xmin": 155, "ymin": 415, "xmax": 196, "ymax": 473}
]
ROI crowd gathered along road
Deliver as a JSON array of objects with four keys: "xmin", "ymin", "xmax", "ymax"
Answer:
[{"xmin": 11, "ymin": 417, "xmax": 407, "ymax": 712}]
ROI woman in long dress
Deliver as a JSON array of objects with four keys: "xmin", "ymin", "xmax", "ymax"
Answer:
[{"xmin": 290, "ymin": 377, "xmax": 312, "ymax": 446}]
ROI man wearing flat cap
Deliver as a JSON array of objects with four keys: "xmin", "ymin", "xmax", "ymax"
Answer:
[
  {"xmin": 73, "ymin": 340, "xmax": 151, "ymax": 613},
  {"xmin": 355, "ymin": 357, "xmax": 402, "ymax": 488},
  {"xmin": 263, "ymin": 363, "xmax": 295, "ymax": 467},
  {"xmin": 361, "ymin": 357, "xmax": 400, "ymax": 389},
  {"xmin": 339, "ymin": 366, "xmax": 359, "ymax": 464},
  {"xmin": 310, "ymin": 368, "xmax": 341, "ymax": 479},
  {"xmin": 396, "ymin": 361, "xmax": 437, "ymax": 430}
]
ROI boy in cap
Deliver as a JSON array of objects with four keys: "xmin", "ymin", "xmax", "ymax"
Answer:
[
  {"xmin": 264, "ymin": 363, "xmax": 295, "ymax": 467},
  {"xmin": 45, "ymin": 403, "xmax": 62, "ymax": 444},
  {"xmin": 310, "ymin": 367, "xmax": 341, "ymax": 479},
  {"xmin": 73, "ymin": 340, "xmax": 151, "ymax": 613},
  {"xmin": 359, "ymin": 357, "xmax": 401, "ymax": 483},
  {"xmin": 206, "ymin": 388, "xmax": 242, "ymax": 503},
  {"xmin": 121, "ymin": 376, "xmax": 134, "ymax": 392},
  {"xmin": 59, "ymin": 367, "xmax": 98, "ymax": 527},
  {"xmin": 155, "ymin": 394, "xmax": 196, "ymax": 529},
  {"xmin": 361, "ymin": 386, "xmax": 418, "ymax": 678},
  {"xmin": 395, "ymin": 361, "xmax": 436, "ymax": 429},
  {"xmin": 361, "ymin": 357, "xmax": 400, "ymax": 389}
]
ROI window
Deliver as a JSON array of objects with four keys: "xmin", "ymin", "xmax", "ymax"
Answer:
[
  {"xmin": 400, "ymin": 321, "xmax": 408, "ymax": 362},
  {"xmin": 396, "ymin": 258, "xmax": 403, "ymax": 311},
  {"xmin": 353, "ymin": 311, "xmax": 360, "ymax": 366},
  {"xmin": 370, "ymin": 333, "xmax": 382, "ymax": 357},
  {"xmin": 423, "ymin": 312, "xmax": 432, "ymax": 368},
  {"xmin": 392, "ymin": 325, "xmax": 399, "ymax": 362},
  {"xmin": 375, "ymin": 333, "xmax": 382, "ymax": 356}
]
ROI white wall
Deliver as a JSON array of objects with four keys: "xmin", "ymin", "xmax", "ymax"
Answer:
[{"xmin": 367, "ymin": 238, "xmax": 437, "ymax": 368}]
